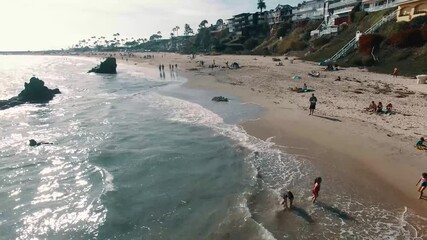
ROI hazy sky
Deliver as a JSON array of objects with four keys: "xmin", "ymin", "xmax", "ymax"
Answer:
[{"xmin": 1, "ymin": 0, "xmax": 299, "ymax": 51}]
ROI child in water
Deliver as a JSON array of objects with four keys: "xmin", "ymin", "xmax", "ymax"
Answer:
[
  {"xmin": 416, "ymin": 173, "xmax": 427, "ymax": 199},
  {"xmin": 280, "ymin": 191, "xmax": 294, "ymax": 209},
  {"xmin": 312, "ymin": 177, "xmax": 322, "ymax": 203}
]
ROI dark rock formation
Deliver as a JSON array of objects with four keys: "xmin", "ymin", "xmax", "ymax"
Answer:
[
  {"xmin": 0, "ymin": 77, "xmax": 61, "ymax": 110},
  {"xmin": 88, "ymin": 57, "xmax": 117, "ymax": 74},
  {"xmin": 212, "ymin": 96, "xmax": 229, "ymax": 102}
]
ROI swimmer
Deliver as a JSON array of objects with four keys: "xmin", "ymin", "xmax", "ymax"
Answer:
[{"xmin": 29, "ymin": 139, "xmax": 53, "ymax": 147}]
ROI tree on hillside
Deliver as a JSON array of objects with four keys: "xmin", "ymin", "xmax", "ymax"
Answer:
[
  {"xmin": 199, "ymin": 20, "xmax": 208, "ymax": 29},
  {"xmin": 257, "ymin": 0, "xmax": 266, "ymax": 13},
  {"xmin": 150, "ymin": 34, "xmax": 162, "ymax": 41},
  {"xmin": 175, "ymin": 26, "xmax": 180, "ymax": 36},
  {"xmin": 216, "ymin": 19, "xmax": 224, "ymax": 27},
  {"xmin": 184, "ymin": 24, "xmax": 194, "ymax": 36}
]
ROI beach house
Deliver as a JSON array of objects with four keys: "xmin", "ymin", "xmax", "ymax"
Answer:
[
  {"xmin": 328, "ymin": 0, "xmax": 362, "ymax": 24},
  {"xmin": 362, "ymin": 0, "xmax": 409, "ymax": 12},
  {"xmin": 396, "ymin": 0, "xmax": 427, "ymax": 21},
  {"xmin": 227, "ymin": 13, "xmax": 251, "ymax": 36},
  {"xmin": 267, "ymin": 5, "xmax": 293, "ymax": 25},
  {"xmin": 292, "ymin": 0, "xmax": 326, "ymax": 21}
]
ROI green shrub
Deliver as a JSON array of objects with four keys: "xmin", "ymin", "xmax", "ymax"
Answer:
[
  {"xmin": 276, "ymin": 23, "xmax": 292, "ymax": 38},
  {"xmin": 291, "ymin": 41, "xmax": 308, "ymax": 50},
  {"xmin": 339, "ymin": 23, "xmax": 349, "ymax": 32},
  {"xmin": 244, "ymin": 38, "xmax": 259, "ymax": 50},
  {"xmin": 352, "ymin": 11, "xmax": 368, "ymax": 23},
  {"xmin": 311, "ymin": 36, "xmax": 331, "ymax": 48},
  {"xmin": 388, "ymin": 28, "xmax": 424, "ymax": 48},
  {"xmin": 410, "ymin": 16, "xmax": 427, "ymax": 28},
  {"xmin": 358, "ymin": 34, "xmax": 384, "ymax": 54},
  {"xmin": 361, "ymin": 56, "xmax": 375, "ymax": 66},
  {"xmin": 352, "ymin": 56, "xmax": 363, "ymax": 66}
]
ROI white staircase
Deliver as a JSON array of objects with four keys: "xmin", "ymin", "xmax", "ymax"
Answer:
[{"xmin": 324, "ymin": 9, "xmax": 398, "ymax": 63}]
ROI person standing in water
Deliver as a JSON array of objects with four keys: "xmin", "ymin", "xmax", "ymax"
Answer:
[
  {"xmin": 280, "ymin": 191, "xmax": 294, "ymax": 209},
  {"xmin": 312, "ymin": 177, "xmax": 322, "ymax": 203},
  {"xmin": 416, "ymin": 173, "xmax": 427, "ymax": 199},
  {"xmin": 309, "ymin": 94, "xmax": 317, "ymax": 116}
]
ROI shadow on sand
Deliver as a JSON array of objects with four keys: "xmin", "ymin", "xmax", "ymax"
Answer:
[
  {"xmin": 313, "ymin": 115, "xmax": 342, "ymax": 122},
  {"xmin": 291, "ymin": 207, "xmax": 315, "ymax": 223},
  {"xmin": 317, "ymin": 202, "xmax": 355, "ymax": 221}
]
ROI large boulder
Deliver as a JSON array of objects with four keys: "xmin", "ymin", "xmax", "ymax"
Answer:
[
  {"xmin": 0, "ymin": 77, "xmax": 61, "ymax": 110},
  {"xmin": 212, "ymin": 96, "xmax": 229, "ymax": 102},
  {"xmin": 88, "ymin": 57, "xmax": 117, "ymax": 74},
  {"xmin": 18, "ymin": 77, "xmax": 61, "ymax": 102}
]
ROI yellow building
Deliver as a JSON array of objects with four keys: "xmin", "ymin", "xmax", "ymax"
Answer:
[{"xmin": 397, "ymin": 0, "xmax": 427, "ymax": 22}]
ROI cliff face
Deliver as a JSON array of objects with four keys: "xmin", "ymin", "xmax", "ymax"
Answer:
[
  {"xmin": 302, "ymin": 11, "xmax": 427, "ymax": 76},
  {"xmin": 88, "ymin": 57, "xmax": 117, "ymax": 74}
]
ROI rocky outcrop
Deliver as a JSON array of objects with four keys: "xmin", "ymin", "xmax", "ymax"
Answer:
[
  {"xmin": 88, "ymin": 57, "xmax": 117, "ymax": 74},
  {"xmin": 0, "ymin": 77, "xmax": 61, "ymax": 110},
  {"xmin": 212, "ymin": 96, "xmax": 229, "ymax": 102}
]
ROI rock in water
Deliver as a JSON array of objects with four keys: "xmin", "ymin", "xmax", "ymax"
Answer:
[
  {"xmin": 88, "ymin": 57, "xmax": 117, "ymax": 74},
  {"xmin": 18, "ymin": 77, "xmax": 61, "ymax": 102},
  {"xmin": 0, "ymin": 77, "xmax": 61, "ymax": 110},
  {"xmin": 212, "ymin": 96, "xmax": 229, "ymax": 102}
]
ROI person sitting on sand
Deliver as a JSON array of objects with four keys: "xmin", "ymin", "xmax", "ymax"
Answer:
[
  {"xmin": 277, "ymin": 62, "xmax": 284, "ymax": 66},
  {"xmin": 312, "ymin": 177, "xmax": 322, "ymax": 203},
  {"xmin": 29, "ymin": 139, "xmax": 53, "ymax": 147},
  {"xmin": 302, "ymin": 83, "xmax": 308, "ymax": 92},
  {"xmin": 367, "ymin": 101, "xmax": 377, "ymax": 112},
  {"xmin": 416, "ymin": 137, "xmax": 426, "ymax": 150},
  {"xmin": 376, "ymin": 102, "xmax": 383, "ymax": 113},
  {"xmin": 280, "ymin": 191, "xmax": 294, "ymax": 209},
  {"xmin": 386, "ymin": 103, "xmax": 393, "ymax": 113},
  {"xmin": 416, "ymin": 173, "xmax": 427, "ymax": 199}
]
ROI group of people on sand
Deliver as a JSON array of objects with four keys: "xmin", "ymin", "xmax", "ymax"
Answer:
[
  {"xmin": 366, "ymin": 101, "xmax": 393, "ymax": 114},
  {"xmin": 280, "ymin": 177, "xmax": 322, "ymax": 209},
  {"xmin": 158, "ymin": 64, "xmax": 178, "ymax": 79}
]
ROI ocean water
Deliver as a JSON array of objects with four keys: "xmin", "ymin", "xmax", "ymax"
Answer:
[{"xmin": 0, "ymin": 55, "xmax": 426, "ymax": 240}]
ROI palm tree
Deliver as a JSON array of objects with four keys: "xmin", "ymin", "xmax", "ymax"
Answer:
[
  {"xmin": 257, "ymin": 0, "xmax": 266, "ymax": 13},
  {"xmin": 175, "ymin": 26, "xmax": 180, "ymax": 36}
]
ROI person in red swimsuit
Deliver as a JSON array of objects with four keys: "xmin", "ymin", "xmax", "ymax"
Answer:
[{"xmin": 312, "ymin": 177, "xmax": 322, "ymax": 203}]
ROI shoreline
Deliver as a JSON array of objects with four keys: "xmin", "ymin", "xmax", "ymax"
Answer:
[{"xmin": 80, "ymin": 52, "xmax": 427, "ymax": 234}]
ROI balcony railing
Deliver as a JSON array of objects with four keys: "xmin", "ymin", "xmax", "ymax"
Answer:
[
  {"xmin": 329, "ymin": 0, "xmax": 360, "ymax": 9},
  {"xmin": 364, "ymin": 0, "xmax": 409, "ymax": 12}
]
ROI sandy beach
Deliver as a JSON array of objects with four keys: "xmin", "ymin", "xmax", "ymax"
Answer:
[{"xmin": 85, "ymin": 51, "xmax": 427, "ymax": 236}]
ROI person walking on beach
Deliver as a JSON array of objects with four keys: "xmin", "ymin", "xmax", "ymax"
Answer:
[
  {"xmin": 161, "ymin": 64, "xmax": 165, "ymax": 71},
  {"xmin": 416, "ymin": 173, "xmax": 427, "ymax": 199},
  {"xmin": 158, "ymin": 65, "xmax": 162, "ymax": 72},
  {"xmin": 393, "ymin": 67, "xmax": 398, "ymax": 77},
  {"xmin": 309, "ymin": 94, "xmax": 317, "ymax": 115},
  {"xmin": 312, "ymin": 177, "xmax": 322, "ymax": 203},
  {"xmin": 280, "ymin": 191, "xmax": 294, "ymax": 209}
]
